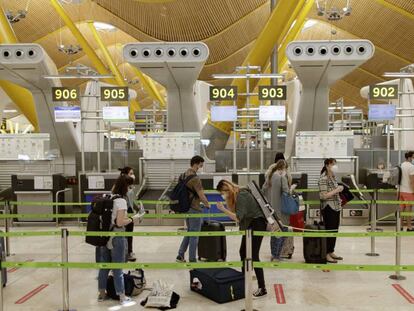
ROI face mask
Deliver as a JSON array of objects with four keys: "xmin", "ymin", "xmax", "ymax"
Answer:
[
  {"xmin": 130, "ymin": 174, "xmax": 136, "ymax": 181},
  {"xmin": 198, "ymin": 166, "xmax": 204, "ymax": 173},
  {"xmin": 221, "ymin": 193, "xmax": 227, "ymax": 200},
  {"xmin": 331, "ymin": 165, "xmax": 339, "ymax": 173}
]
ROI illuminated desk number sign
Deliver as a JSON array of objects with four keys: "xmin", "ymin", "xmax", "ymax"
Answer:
[
  {"xmin": 101, "ymin": 86, "xmax": 129, "ymax": 101},
  {"xmin": 52, "ymin": 87, "xmax": 79, "ymax": 102},
  {"xmin": 369, "ymin": 85, "xmax": 399, "ymax": 100},
  {"xmin": 209, "ymin": 86, "xmax": 238, "ymax": 101},
  {"xmin": 259, "ymin": 86, "xmax": 287, "ymax": 100}
]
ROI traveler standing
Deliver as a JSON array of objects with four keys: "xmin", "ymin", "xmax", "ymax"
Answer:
[
  {"xmin": 318, "ymin": 158, "xmax": 344, "ymax": 263},
  {"xmin": 96, "ymin": 174, "xmax": 140, "ymax": 305},
  {"xmin": 176, "ymin": 156, "xmax": 210, "ymax": 263},
  {"xmin": 399, "ymin": 151, "xmax": 414, "ymax": 231},
  {"xmin": 216, "ymin": 180, "xmax": 267, "ymax": 298},
  {"xmin": 262, "ymin": 160, "xmax": 290, "ymax": 261},
  {"xmin": 118, "ymin": 167, "xmax": 138, "ymax": 261}
]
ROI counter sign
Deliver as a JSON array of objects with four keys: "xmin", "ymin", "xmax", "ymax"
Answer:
[
  {"xmin": 369, "ymin": 85, "xmax": 398, "ymax": 100},
  {"xmin": 101, "ymin": 86, "xmax": 129, "ymax": 101},
  {"xmin": 209, "ymin": 86, "xmax": 237, "ymax": 101},
  {"xmin": 52, "ymin": 87, "xmax": 79, "ymax": 102},
  {"xmin": 259, "ymin": 86, "xmax": 287, "ymax": 100}
]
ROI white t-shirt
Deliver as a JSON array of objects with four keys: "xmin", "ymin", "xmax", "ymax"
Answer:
[
  {"xmin": 400, "ymin": 161, "xmax": 414, "ymax": 193},
  {"xmin": 111, "ymin": 197, "xmax": 128, "ymax": 228}
]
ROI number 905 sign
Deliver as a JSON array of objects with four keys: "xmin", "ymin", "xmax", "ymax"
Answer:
[
  {"xmin": 101, "ymin": 87, "xmax": 129, "ymax": 101},
  {"xmin": 369, "ymin": 85, "xmax": 399, "ymax": 100}
]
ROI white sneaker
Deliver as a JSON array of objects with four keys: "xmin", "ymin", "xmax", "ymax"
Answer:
[{"xmin": 120, "ymin": 296, "xmax": 134, "ymax": 306}]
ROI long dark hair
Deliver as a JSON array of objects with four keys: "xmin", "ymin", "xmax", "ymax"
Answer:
[
  {"xmin": 118, "ymin": 166, "xmax": 133, "ymax": 175},
  {"xmin": 112, "ymin": 174, "xmax": 134, "ymax": 196},
  {"xmin": 321, "ymin": 158, "xmax": 336, "ymax": 175},
  {"xmin": 274, "ymin": 152, "xmax": 285, "ymax": 164}
]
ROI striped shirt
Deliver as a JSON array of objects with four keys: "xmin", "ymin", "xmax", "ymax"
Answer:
[{"xmin": 318, "ymin": 173, "xmax": 341, "ymax": 211}]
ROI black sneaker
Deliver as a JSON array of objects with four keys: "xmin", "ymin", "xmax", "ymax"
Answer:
[
  {"xmin": 407, "ymin": 228, "xmax": 414, "ymax": 232},
  {"xmin": 253, "ymin": 288, "xmax": 267, "ymax": 299},
  {"xmin": 176, "ymin": 255, "xmax": 186, "ymax": 263}
]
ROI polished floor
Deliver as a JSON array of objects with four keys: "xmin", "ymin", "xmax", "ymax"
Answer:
[{"xmin": 2, "ymin": 224, "xmax": 414, "ymax": 311}]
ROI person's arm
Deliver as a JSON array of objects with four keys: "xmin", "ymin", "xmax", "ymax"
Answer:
[
  {"xmin": 410, "ymin": 167, "xmax": 414, "ymax": 191},
  {"xmin": 216, "ymin": 202, "xmax": 237, "ymax": 221},
  {"xmin": 192, "ymin": 178, "xmax": 210, "ymax": 208},
  {"xmin": 281, "ymin": 176, "xmax": 289, "ymax": 193},
  {"xmin": 319, "ymin": 177, "xmax": 343, "ymax": 200},
  {"xmin": 114, "ymin": 199, "xmax": 133, "ymax": 227}
]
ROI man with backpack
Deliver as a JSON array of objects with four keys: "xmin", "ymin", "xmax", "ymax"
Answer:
[
  {"xmin": 175, "ymin": 156, "xmax": 210, "ymax": 263},
  {"xmin": 399, "ymin": 151, "xmax": 414, "ymax": 231}
]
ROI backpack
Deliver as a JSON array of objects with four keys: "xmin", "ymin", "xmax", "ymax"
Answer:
[
  {"xmin": 106, "ymin": 269, "xmax": 146, "ymax": 300},
  {"xmin": 388, "ymin": 166, "xmax": 402, "ymax": 187},
  {"xmin": 85, "ymin": 194, "xmax": 121, "ymax": 247},
  {"xmin": 168, "ymin": 174, "xmax": 197, "ymax": 213}
]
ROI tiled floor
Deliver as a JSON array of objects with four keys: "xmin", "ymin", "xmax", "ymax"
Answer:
[{"xmin": 2, "ymin": 225, "xmax": 414, "ymax": 310}]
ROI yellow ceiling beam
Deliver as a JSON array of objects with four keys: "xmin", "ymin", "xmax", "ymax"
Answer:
[
  {"xmin": 374, "ymin": 0, "xmax": 414, "ymax": 21},
  {"xmin": 0, "ymin": 7, "xmax": 39, "ymax": 131}
]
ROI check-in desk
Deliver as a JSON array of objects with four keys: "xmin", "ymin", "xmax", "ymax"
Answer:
[{"xmin": 11, "ymin": 174, "xmax": 66, "ymax": 223}]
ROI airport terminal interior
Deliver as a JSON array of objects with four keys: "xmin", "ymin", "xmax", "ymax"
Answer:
[{"xmin": 0, "ymin": 0, "xmax": 414, "ymax": 310}]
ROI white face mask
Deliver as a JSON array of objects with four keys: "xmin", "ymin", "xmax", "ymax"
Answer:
[
  {"xmin": 331, "ymin": 165, "xmax": 339, "ymax": 174},
  {"xmin": 130, "ymin": 174, "xmax": 136, "ymax": 181},
  {"xmin": 221, "ymin": 193, "xmax": 227, "ymax": 200}
]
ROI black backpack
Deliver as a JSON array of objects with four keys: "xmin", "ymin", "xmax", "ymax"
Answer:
[
  {"xmin": 169, "ymin": 174, "xmax": 197, "ymax": 213},
  {"xmin": 85, "ymin": 194, "xmax": 121, "ymax": 247},
  {"xmin": 106, "ymin": 269, "xmax": 146, "ymax": 300}
]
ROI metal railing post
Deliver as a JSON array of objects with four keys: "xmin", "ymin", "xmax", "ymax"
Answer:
[
  {"xmin": 366, "ymin": 191, "xmax": 379, "ymax": 256},
  {"xmin": 59, "ymin": 228, "xmax": 76, "ymax": 311},
  {"xmin": 242, "ymin": 229, "xmax": 258, "ymax": 311},
  {"xmin": 4, "ymin": 202, "xmax": 10, "ymax": 257},
  {"xmin": 389, "ymin": 209, "xmax": 406, "ymax": 280}
]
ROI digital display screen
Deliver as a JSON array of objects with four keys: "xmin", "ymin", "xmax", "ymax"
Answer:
[
  {"xmin": 259, "ymin": 105, "xmax": 286, "ymax": 121},
  {"xmin": 54, "ymin": 106, "xmax": 81, "ymax": 122},
  {"xmin": 210, "ymin": 106, "xmax": 238, "ymax": 122},
  {"xmin": 103, "ymin": 106, "xmax": 130, "ymax": 121},
  {"xmin": 368, "ymin": 104, "xmax": 396, "ymax": 121}
]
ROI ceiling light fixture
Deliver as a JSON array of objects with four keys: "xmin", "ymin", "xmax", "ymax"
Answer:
[
  {"xmin": 6, "ymin": 9, "xmax": 28, "ymax": 23},
  {"xmin": 58, "ymin": 44, "xmax": 83, "ymax": 55},
  {"xmin": 316, "ymin": 0, "xmax": 352, "ymax": 21},
  {"xmin": 93, "ymin": 22, "xmax": 116, "ymax": 32},
  {"xmin": 3, "ymin": 109, "xmax": 18, "ymax": 113}
]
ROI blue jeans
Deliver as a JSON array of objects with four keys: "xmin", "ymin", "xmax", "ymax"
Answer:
[
  {"xmin": 96, "ymin": 237, "xmax": 127, "ymax": 295},
  {"xmin": 178, "ymin": 209, "xmax": 203, "ymax": 262},
  {"xmin": 271, "ymin": 227, "xmax": 287, "ymax": 259}
]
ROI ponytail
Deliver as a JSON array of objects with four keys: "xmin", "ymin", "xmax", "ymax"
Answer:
[{"xmin": 321, "ymin": 158, "xmax": 336, "ymax": 175}]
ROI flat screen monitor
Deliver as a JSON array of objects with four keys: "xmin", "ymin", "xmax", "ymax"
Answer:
[
  {"xmin": 54, "ymin": 106, "xmax": 81, "ymax": 122},
  {"xmin": 211, "ymin": 106, "xmax": 238, "ymax": 122},
  {"xmin": 103, "ymin": 106, "xmax": 129, "ymax": 121},
  {"xmin": 259, "ymin": 105, "xmax": 286, "ymax": 121},
  {"xmin": 368, "ymin": 104, "xmax": 396, "ymax": 121}
]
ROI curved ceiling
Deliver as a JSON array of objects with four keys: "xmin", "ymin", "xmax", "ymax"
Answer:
[{"xmin": 1, "ymin": 0, "xmax": 414, "ymax": 113}]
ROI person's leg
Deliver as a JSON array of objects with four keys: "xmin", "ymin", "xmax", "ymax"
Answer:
[
  {"xmin": 407, "ymin": 205, "xmax": 413, "ymax": 230},
  {"xmin": 188, "ymin": 214, "xmax": 203, "ymax": 262},
  {"xmin": 322, "ymin": 207, "xmax": 335, "ymax": 254},
  {"xmin": 178, "ymin": 218, "xmax": 190, "ymax": 259},
  {"xmin": 250, "ymin": 218, "xmax": 266, "ymax": 289},
  {"xmin": 270, "ymin": 236, "xmax": 278, "ymax": 258},
  {"xmin": 330, "ymin": 209, "xmax": 341, "ymax": 254},
  {"xmin": 96, "ymin": 246, "xmax": 111, "ymax": 296},
  {"xmin": 126, "ymin": 207, "xmax": 134, "ymax": 255},
  {"xmin": 239, "ymin": 235, "xmax": 246, "ymax": 274},
  {"xmin": 399, "ymin": 193, "xmax": 407, "ymax": 229},
  {"xmin": 110, "ymin": 237, "xmax": 127, "ymax": 297}
]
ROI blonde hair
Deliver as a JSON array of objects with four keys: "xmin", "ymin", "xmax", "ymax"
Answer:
[
  {"xmin": 263, "ymin": 160, "xmax": 288, "ymax": 188},
  {"xmin": 216, "ymin": 179, "xmax": 239, "ymax": 211}
]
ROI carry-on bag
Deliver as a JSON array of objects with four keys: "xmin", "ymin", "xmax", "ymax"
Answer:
[
  {"xmin": 0, "ymin": 230, "xmax": 7, "ymax": 287},
  {"xmin": 198, "ymin": 220, "xmax": 226, "ymax": 261},
  {"xmin": 303, "ymin": 222, "xmax": 327, "ymax": 264},
  {"xmin": 190, "ymin": 268, "xmax": 244, "ymax": 303}
]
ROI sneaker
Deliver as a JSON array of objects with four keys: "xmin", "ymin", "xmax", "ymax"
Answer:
[
  {"xmin": 128, "ymin": 252, "xmax": 137, "ymax": 262},
  {"xmin": 330, "ymin": 253, "xmax": 343, "ymax": 260},
  {"xmin": 326, "ymin": 254, "xmax": 338, "ymax": 263},
  {"xmin": 271, "ymin": 257, "xmax": 283, "ymax": 262},
  {"xmin": 176, "ymin": 255, "xmax": 186, "ymax": 263},
  {"xmin": 97, "ymin": 294, "xmax": 107, "ymax": 302},
  {"xmin": 120, "ymin": 296, "xmax": 133, "ymax": 306},
  {"xmin": 253, "ymin": 288, "xmax": 267, "ymax": 299},
  {"xmin": 407, "ymin": 228, "xmax": 414, "ymax": 232}
]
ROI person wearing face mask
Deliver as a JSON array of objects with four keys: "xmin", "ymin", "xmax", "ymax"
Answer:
[
  {"xmin": 118, "ymin": 167, "xmax": 138, "ymax": 262},
  {"xmin": 176, "ymin": 156, "xmax": 210, "ymax": 263},
  {"xmin": 399, "ymin": 151, "xmax": 414, "ymax": 232},
  {"xmin": 318, "ymin": 158, "xmax": 344, "ymax": 263},
  {"xmin": 262, "ymin": 159, "xmax": 290, "ymax": 261},
  {"xmin": 215, "ymin": 180, "xmax": 268, "ymax": 298}
]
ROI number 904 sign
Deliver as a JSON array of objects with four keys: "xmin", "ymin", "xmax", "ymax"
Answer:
[
  {"xmin": 209, "ymin": 86, "xmax": 238, "ymax": 101},
  {"xmin": 369, "ymin": 85, "xmax": 399, "ymax": 100}
]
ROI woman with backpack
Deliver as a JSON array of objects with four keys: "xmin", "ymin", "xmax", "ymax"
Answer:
[
  {"xmin": 215, "ymin": 180, "xmax": 268, "ymax": 298},
  {"xmin": 96, "ymin": 174, "xmax": 140, "ymax": 305},
  {"xmin": 262, "ymin": 159, "xmax": 290, "ymax": 261},
  {"xmin": 318, "ymin": 158, "xmax": 344, "ymax": 263}
]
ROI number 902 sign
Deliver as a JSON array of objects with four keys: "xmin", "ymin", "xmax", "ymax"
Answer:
[
  {"xmin": 209, "ymin": 86, "xmax": 238, "ymax": 101},
  {"xmin": 369, "ymin": 85, "xmax": 399, "ymax": 100}
]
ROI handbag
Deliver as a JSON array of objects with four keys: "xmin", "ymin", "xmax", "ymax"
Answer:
[
  {"xmin": 279, "ymin": 175, "xmax": 299, "ymax": 215},
  {"xmin": 338, "ymin": 182, "xmax": 354, "ymax": 206}
]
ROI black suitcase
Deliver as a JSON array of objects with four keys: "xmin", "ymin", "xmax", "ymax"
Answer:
[
  {"xmin": 303, "ymin": 222, "xmax": 327, "ymax": 264},
  {"xmin": 0, "ymin": 231, "xmax": 7, "ymax": 287},
  {"xmin": 190, "ymin": 268, "xmax": 244, "ymax": 303},
  {"xmin": 198, "ymin": 220, "xmax": 226, "ymax": 261}
]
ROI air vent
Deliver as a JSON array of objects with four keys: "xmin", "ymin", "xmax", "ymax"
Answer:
[
  {"xmin": 3, "ymin": 50, "xmax": 10, "ymax": 58},
  {"xmin": 130, "ymin": 49, "xmax": 138, "ymax": 57},
  {"xmin": 15, "ymin": 50, "xmax": 24, "ymax": 58},
  {"xmin": 306, "ymin": 47, "xmax": 315, "ymax": 55},
  {"xmin": 293, "ymin": 47, "xmax": 302, "ymax": 56},
  {"xmin": 331, "ymin": 46, "xmax": 340, "ymax": 55},
  {"xmin": 180, "ymin": 48, "xmax": 188, "ymax": 57},
  {"xmin": 344, "ymin": 46, "xmax": 353, "ymax": 55},
  {"xmin": 192, "ymin": 48, "xmax": 201, "ymax": 57},
  {"xmin": 142, "ymin": 49, "xmax": 151, "ymax": 57},
  {"xmin": 28, "ymin": 50, "xmax": 36, "ymax": 58},
  {"xmin": 357, "ymin": 46, "xmax": 366, "ymax": 55},
  {"xmin": 319, "ymin": 46, "xmax": 328, "ymax": 55},
  {"xmin": 155, "ymin": 49, "xmax": 163, "ymax": 57},
  {"xmin": 167, "ymin": 48, "xmax": 175, "ymax": 57}
]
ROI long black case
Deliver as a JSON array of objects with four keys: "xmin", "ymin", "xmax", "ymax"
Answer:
[
  {"xmin": 190, "ymin": 268, "xmax": 244, "ymax": 303},
  {"xmin": 303, "ymin": 222, "xmax": 327, "ymax": 264},
  {"xmin": 198, "ymin": 220, "xmax": 226, "ymax": 261},
  {"xmin": 0, "ymin": 231, "xmax": 7, "ymax": 287}
]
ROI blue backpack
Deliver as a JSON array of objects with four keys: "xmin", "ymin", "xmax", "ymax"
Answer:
[{"xmin": 169, "ymin": 174, "xmax": 197, "ymax": 213}]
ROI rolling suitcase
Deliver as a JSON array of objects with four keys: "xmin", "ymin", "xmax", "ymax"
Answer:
[
  {"xmin": 190, "ymin": 268, "xmax": 244, "ymax": 303},
  {"xmin": 303, "ymin": 222, "xmax": 327, "ymax": 264},
  {"xmin": 0, "ymin": 231, "xmax": 7, "ymax": 287},
  {"xmin": 198, "ymin": 220, "xmax": 226, "ymax": 261}
]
